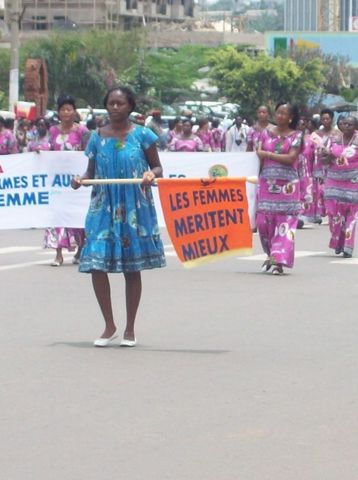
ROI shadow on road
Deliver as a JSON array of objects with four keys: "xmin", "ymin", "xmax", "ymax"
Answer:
[{"xmin": 48, "ymin": 342, "xmax": 230, "ymax": 355}]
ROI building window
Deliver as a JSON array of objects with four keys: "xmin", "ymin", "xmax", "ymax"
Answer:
[{"xmin": 32, "ymin": 16, "xmax": 47, "ymax": 30}]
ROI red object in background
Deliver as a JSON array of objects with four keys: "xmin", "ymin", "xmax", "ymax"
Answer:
[{"xmin": 14, "ymin": 101, "xmax": 37, "ymax": 121}]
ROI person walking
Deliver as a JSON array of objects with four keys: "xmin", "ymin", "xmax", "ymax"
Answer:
[
  {"xmin": 71, "ymin": 85, "xmax": 166, "ymax": 347},
  {"xmin": 196, "ymin": 118, "xmax": 213, "ymax": 152},
  {"xmin": 168, "ymin": 119, "xmax": 203, "ymax": 152},
  {"xmin": 246, "ymin": 105, "xmax": 272, "ymax": 152},
  {"xmin": 225, "ymin": 116, "xmax": 248, "ymax": 152},
  {"xmin": 309, "ymin": 108, "xmax": 335, "ymax": 224},
  {"xmin": 0, "ymin": 116, "xmax": 17, "ymax": 154},
  {"xmin": 324, "ymin": 116, "xmax": 358, "ymax": 258},
  {"xmin": 44, "ymin": 94, "xmax": 89, "ymax": 266},
  {"xmin": 166, "ymin": 117, "xmax": 183, "ymax": 147},
  {"xmin": 256, "ymin": 102, "xmax": 302, "ymax": 275},
  {"xmin": 27, "ymin": 117, "xmax": 51, "ymax": 152}
]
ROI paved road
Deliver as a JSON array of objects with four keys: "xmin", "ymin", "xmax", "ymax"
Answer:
[{"xmin": 0, "ymin": 225, "xmax": 357, "ymax": 480}]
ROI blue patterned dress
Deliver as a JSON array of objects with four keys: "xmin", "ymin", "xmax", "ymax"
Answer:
[{"xmin": 79, "ymin": 126, "xmax": 166, "ymax": 273}]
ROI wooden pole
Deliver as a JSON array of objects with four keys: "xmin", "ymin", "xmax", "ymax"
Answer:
[{"xmin": 81, "ymin": 176, "xmax": 258, "ymax": 186}]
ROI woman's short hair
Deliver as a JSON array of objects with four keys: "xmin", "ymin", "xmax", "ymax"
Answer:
[
  {"xmin": 320, "ymin": 108, "xmax": 334, "ymax": 119},
  {"xmin": 35, "ymin": 117, "xmax": 50, "ymax": 128},
  {"xmin": 182, "ymin": 118, "xmax": 193, "ymax": 127},
  {"xmin": 57, "ymin": 94, "xmax": 76, "ymax": 111},
  {"xmin": 198, "ymin": 117, "xmax": 209, "ymax": 129},
  {"xmin": 103, "ymin": 85, "xmax": 136, "ymax": 114},
  {"xmin": 0, "ymin": 116, "xmax": 5, "ymax": 126}
]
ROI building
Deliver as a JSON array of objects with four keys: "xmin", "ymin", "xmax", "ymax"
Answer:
[
  {"xmin": 341, "ymin": 0, "xmax": 358, "ymax": 30},
  {"xmin": 284, "ymin": 0, "xmax": 318, "ymax": 30},
  {"xmin": 284, "ymin": 0, "xmax": 358, "ymax": 32},
  {"xmin": 1, "ymin": 0, "xmax": 197, "ymax": 32}
]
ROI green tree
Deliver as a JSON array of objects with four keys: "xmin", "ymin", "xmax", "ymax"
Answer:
[
  {"xmin": 0, "ymin": 49, "xmax": 10, "ymax": 109},
  {"xmin": 143, "ymin": 45, "xmax": 211, "ymax": 105},
  {"xmin": 247, "ymin": 4, "xmax": 284, "ymax": 32},
  {"xmin": 20, "ymin": 30, "xmax": 145, "ymax": 108},
  {"xmin": 288, "ymin": 46, "xmax": 351, "ymax": 96},
  {"xmin": 21, "ymin": 33, "xmax": 108, "ymax": 107},
  {"xmin": 208, "ymin": 46, "xmax": 325, "ymax": 120}
]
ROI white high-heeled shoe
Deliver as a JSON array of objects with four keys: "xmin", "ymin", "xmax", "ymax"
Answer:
[
  {"xmin": 120, "ymin": 337, "xmax": 137, "ymax": 347},
  {"xmin": 93, "ymin": 332, "xmax": 119, "ymax": 347}
]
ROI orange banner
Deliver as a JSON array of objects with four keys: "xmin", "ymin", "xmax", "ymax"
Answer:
[{"xmin": 157, "ymin": 178, "xmax": 253, "ymax": 268}]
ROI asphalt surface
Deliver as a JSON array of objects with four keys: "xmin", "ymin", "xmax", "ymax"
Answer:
[{"xmin": 0, "ymin": 224, "xmax": 357, "ymax": 480}]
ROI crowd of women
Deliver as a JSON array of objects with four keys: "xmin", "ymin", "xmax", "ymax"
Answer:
[
  {"xmin": 1, "ymin": 96, "xmax": 358, "ymax": 273},
  {"xmin": 0, "ymin": 95, "xmax": 90, "ymax": 266},
  {"xmin": 1, "ymin": 91, "xmax": 357, "ymax": 344}
]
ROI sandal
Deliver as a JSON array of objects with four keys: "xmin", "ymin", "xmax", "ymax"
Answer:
[
  {"xmin": 271, "ymin": 265, "xmax": 284, "ymax": 275},
  {"xmin": 261, "ymin": 259, "xmax": 272, "ymax": 273},
  {"xmin": 51, "ymin": 259, "xmax": 63, "ymax": 267}
]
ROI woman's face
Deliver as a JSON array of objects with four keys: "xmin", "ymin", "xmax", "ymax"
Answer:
[
  {"xmin": 175, "ymin": 120, "xmax": 183, "ymax": 131},
  {"xmin": 37, "ymin": 119, "xmax": 48, "ymax": 136},
  {"xmin": 58, "ymin": 103, "xmax": 76, "ymax": 123},
  {"xmin": 342, "ymin": 117, "xmax": 357, "ymax": 136},
  {"xmin": 257, "ymin": 107, "xmax": 269, "ymax": 123},
  {"xmin": 306, "ymin": 120, "xmax": 316, "ymax": 133},
  {"xmin": 297, "ymin": 118, "xmax": 306, "ymax": 132},
  {"xmin": 275, "ymin": 104, "xmax": 291, "ymax": 128},
  {"xmin": 106, "ymin": 90, "xmax": 131, "ymax": 121},
  {"xmin": 337, "ymin": 119, "xmax": 345, "ymax": 132},
  {"xmin": 320, "ymin": 113, "xmax": 332, "ymax": 129},
  {"xmin": 182, "ymin": 121, "xmax": 192, "ymax": 135}
]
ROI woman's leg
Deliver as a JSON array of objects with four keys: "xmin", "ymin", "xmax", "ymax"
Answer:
[
  {"xmin": 270, "ymin": 214, "xmax": 298, "ymax": 268},
  {"xmin": 53, "ymin": 247, "xmax": 63, "ymax": 265},
  {"xmin": 123, "ymin": 271, "xmax": 142, "ymax": 340},
  {"xmin": 327, "ymin": 201, "xmax": 344, "ymax": 253},
  {"xmin": 74, "ymin": 229, "xmax": 85, "ymax": 261},
  {"xmin": 256, "ymin": 212, "xmax": 271, "ymax": 257},
  {"xmin": 92, "ymin": 271, "xmax": 116, "ymax": 338},
  {"xmin": 342, "ymin": 205, "xmax": 358, "ymax": 256}
]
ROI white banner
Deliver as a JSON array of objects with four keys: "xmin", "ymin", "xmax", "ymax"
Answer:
[{"xmin": 0, "ymin": 151, "xmax": 259, "ymax": 229}]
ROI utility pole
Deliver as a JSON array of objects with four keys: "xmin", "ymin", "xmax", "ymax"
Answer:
[{"xmin": 8, "ymin": 0, "xmax": 21, "ymax": 112}]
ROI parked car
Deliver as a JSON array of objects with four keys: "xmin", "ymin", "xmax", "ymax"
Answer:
[{"xmin": 77, "ymin": 108, "xmax": 108, "ymax": 124}]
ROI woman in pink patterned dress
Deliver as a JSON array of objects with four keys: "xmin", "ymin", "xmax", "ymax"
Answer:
[
  {"xmin": 256, "ymin": 102, "xmax": 303, "ymax": 275},
  {"xmin": 296, "ymin": 117, "xmax": 315, "ymax": 228},
  {"xmin": 246, "ymin": 105, "xmax": 272, "ymax": 152},
  {"xmin": 324, "ymin": 116, "xmax": 358, "ymax": 258},
  {"xmin": 309, "ymin": 108, "xmax": 335, "ymax": 224},
  {"xmin": 196, "ymin": 118, "xmax": 213, "ymax": 152},
  {"xmin": 27, "ymin": 118, "xmax": 51, "ymax": 152},
  {"xmin": 166, "ymin": 117, "xmax": 183, "ymax": 147},
  {"xmin": 44, "ymin": 95, "xmax": 89, "ymax": 266},
  {"xmin": 210, "ymin": 118, "xmax": 224, "ymax": 152},
  {"xmin": 168, "ymin": 119, "xmax": 203, "ymax": 152},
  {"xmin": 0, "ymin": 116, "xmax": 18, "ymax": 155}
]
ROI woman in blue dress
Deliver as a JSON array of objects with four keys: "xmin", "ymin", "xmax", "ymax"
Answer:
[{"xmin": 72, "ymin": 86, "xmax": 166, "ymax": 347}]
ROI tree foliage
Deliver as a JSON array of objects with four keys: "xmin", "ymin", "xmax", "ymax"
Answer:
[
  {"xmin": 17, "ymin": 31, "xmax": 208, "ymax": 110},
  {"xmin": 208, "ymin": 45, "xmax": 326, "ymax": 120},
  {"xmin": 247, "ymin": 4, "xmax": 284, "ymax": 32},
  {"xmin": 0, "ymin": 49, "xmax": 10, "ymax": 109},
  {"xmin": 288, "ymin": 46, "xmax": 351, "ymax": 95},
  {"xmin": 142, "ymin": 46, "xmax": 211, "ymax": 104},
  {"xmin": 20, "ymin": 30, "xmax": 145, "ymax": 108}
]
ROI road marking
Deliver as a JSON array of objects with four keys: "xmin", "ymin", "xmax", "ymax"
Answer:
[
  {"xmin": 331, "ymin": 258, "xmax": 358, "ymax": 265},
  {"xmin": 0, "ymin": 244, "xmax": 355, "ymax": 271},
  {"xmin": 238, "ymin": 251, "xmax": 328, "ymax": 261},
  {"xmin": 0, "ymin": 246, "xmax": 41, "ymax": 254},
  {"xmin": 0, "ymin": 260, "xmax": 50, "ymax": 271}
]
